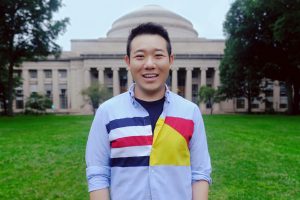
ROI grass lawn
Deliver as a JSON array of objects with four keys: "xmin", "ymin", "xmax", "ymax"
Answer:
[{"xmin": 0, "ymin": 114, "xmax": 299, "ymax": 199}]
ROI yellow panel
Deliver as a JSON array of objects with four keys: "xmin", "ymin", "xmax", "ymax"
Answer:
[
  {"xmin": 150, "ymin": 123, "xmax": 190, "ymax": 166},
  {"xmin": 153, "ymin": 118, "xmax": 165, "ymax": 144}
]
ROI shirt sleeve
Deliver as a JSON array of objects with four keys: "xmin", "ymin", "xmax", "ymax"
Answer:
[
  {"xmin": 85, "ymin": 106, "xmax": 111, "ymax": 192},
  {"xmin": 189, "ymin": 106, "xmax": 212, "ymax": 184}
]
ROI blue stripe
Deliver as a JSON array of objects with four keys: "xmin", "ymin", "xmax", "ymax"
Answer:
[
  {"xmin": 106, "ymin": 116, "xmax": 151, "ymax": 134},
  {"xmin": 111, "ymin": 156, "xmax": 149, "ymax": 167}
]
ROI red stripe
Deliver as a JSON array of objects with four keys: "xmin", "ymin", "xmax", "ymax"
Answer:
[
  {"xmin": 111, "ymin": 136, "xmax": 153, "ymax": 148},
  {"xmin": 165, "ymin": 116, "xmax": 194, "ymax": 145}
]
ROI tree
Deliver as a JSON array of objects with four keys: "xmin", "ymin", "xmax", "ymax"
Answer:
[
  {"xmin": 25, "ymin": 92, "xmax": 52, "ymax": 114},
  {"xmin": 198, "ymin": 86, "xmax": 221, "ymax": 115},
  {"xmin": 220, "ymin": 37, "xmax": 263, "ymax": 113},
  {"xmin": 81, "ymin": 84, "xmax": 112, "ymax": 115},
  {"xmin": 222, "ymin": 0, "xmax": 300, "ymax": 114},
  {"xmin": 0, "ymin": 0, "xmax": 69, "ymax": 116}
]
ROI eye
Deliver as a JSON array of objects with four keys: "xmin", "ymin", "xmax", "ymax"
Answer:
[
  {"xmin": 134, "ymin": 55, "xmax": 144, "ymax": 60},
  {"xmin": 155, "ymin": 54, "xmax": 164, "ymax": 58}
]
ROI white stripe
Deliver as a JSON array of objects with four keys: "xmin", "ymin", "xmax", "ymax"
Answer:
[
  {"xmin": 109, "ymin": 125, "xmax": 152, "ymax": 141},
  {"xmin": 111, "ymin": 145, "xmax": 152, "ymax": 158}
]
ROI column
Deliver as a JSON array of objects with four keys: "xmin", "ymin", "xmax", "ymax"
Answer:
[
  {"xmin": 127, "ymin": 69, "xmax": 133, "ymax": 88},
  {"xmin": 171, "ymin": 67, "xmax": 178, "ymax": 93},
  {"xmin": 67, "ymin": 69, "xmax": 71, "ymax": 111},
  {"xmin": 69, "ymin": 65, "xmax": 78, "ymax": 112},
  {"xmin": 37, "ymin": 69, "xmax": 44, "ymax": 93},
  {"xmin": 97, "ymin": 67, "xmax": 104, "ymax": 85},
  {"xmin": 113, "ymin": 67, "xmax": 120, "ymax": 96},
  {"xmin": 201, "ymin": 67, "xmax": 207, "ymax": 86},
  {"xmin": 200, "ymin": 67, "xmax": 208, "ymax": 113},
  {"xmin": 213, "ymin": 68, "xmax": 220, "ymax": 89},
  {"xmin": 52, "ymin": 69, "xmax": 59, "ymax": 110},
  {"xmin": 84, "ymin": 68, "xmax": 90, "ymax": 88},
  {"xmin": 273, "ymin": 80, "xmax": 280, "ymax": 111},
  {"xmin": 213, "ymin": 68, "xmax": 221, "ymax": 113},
  {"xmin": 22, "ymin": 69, "xmax": 30, "ymax": 99},
  {"xmin": 185, "ymin": 68, "xmax": 192, "ymax": 101}
]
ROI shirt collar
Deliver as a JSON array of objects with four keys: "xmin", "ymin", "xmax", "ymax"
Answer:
[{"xmin": 128, "ymin": 83, "xmax": 171, "ymax": 107}]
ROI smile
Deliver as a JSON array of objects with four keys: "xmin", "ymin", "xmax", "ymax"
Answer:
[{"xmin": 142, "ymin": 74, "xmax": 159, "ymax": 78}]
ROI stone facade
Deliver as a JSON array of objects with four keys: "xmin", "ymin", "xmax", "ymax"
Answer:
[{"xmin": 8, "ymin": 5, "xmax": 287, "ymax": 114}]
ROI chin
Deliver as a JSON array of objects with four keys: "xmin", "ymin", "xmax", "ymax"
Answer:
[{"xmin": 143, "ymin": 84, "xmax": 164, "ymax": 93}]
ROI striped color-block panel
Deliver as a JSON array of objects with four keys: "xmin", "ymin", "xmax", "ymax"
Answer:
[{"xmin": 107, "ymin": 116, "xmax": 152, "ymax": 167}]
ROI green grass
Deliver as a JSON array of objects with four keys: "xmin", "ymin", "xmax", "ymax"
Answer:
[
  {"xmin": 205, "ymin": 115, "xmax": 300, "ymax": 200},
  {"xmin": 0, "ymin": 115, "xmax": 299, "ymax": 199}
]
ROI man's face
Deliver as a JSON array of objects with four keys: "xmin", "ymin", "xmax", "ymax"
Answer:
[{"xmin": 125, "ymin": 34, "xmax": 174, "ymax": 100}]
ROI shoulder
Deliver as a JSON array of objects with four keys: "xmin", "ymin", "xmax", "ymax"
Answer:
[
  {"xmin": 167, "ymin": 91, "xmax": 202, "ymax": 120},
  {"xmin": 168, "ymin": 91, "xmax": 199, "ymax": 110},
  {"xmin": 99, "ymin": 91, "xmax": 130, "ymax": 109}
]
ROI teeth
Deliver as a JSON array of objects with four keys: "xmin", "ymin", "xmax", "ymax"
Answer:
[{"xmin": 143, "ymin": 74, "xmax": 157, "ymax": 78}]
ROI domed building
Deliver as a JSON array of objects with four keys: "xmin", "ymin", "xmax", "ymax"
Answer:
[{"xmin": 13, "ymin": 5, "xmax": 286, "ymax": 114}]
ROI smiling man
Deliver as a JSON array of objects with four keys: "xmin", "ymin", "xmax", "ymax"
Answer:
[{"xmin": 86, "ymin": 22, "xmax": 212, "ymax": 200}]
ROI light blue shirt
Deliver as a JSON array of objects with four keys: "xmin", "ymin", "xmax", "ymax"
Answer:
[{"xmin": 86, "ymin": 85, "xmax": 211, "ymax": 200}]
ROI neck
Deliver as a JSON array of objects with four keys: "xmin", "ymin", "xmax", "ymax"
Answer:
[{"xmin": 134, "ymin": 85, "xmax": 166, "ymax": 101}]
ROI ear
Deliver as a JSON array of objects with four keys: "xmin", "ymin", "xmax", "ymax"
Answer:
[
  {"xmin": 169, "ymin": 54, "xmax": 174, "ymax": 68},
  {"xmin": 124, "ymin": 55, "xmax": 130, "ymax": 68}
]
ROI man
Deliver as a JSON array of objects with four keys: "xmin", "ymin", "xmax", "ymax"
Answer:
[{"xmin": 86, "ymin": 22, "xmax": 211, "ymax": 200}]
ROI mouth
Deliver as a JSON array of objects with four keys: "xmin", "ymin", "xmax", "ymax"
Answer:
[{"xmin": 142, "ymin": 74, "xmax": 159, "ymax": 79}]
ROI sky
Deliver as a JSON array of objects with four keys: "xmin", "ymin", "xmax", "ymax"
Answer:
[{"xmin": 54, "ymin": 0, "xmax": 234, "ymax": 51}]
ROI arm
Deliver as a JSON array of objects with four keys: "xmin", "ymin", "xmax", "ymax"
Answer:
[
  {"xmin": 90, "ymin": 188, "xmax": 110, "ymax": 200},
  {"xmin": 86, "ymin": 106, "xmax": 111, "ymax": 199},
  {"xmin": 189, "ymin": 107, "xmax": 212, "ymax": 198},
  {"xmin": 192, "ymin": 180, "xmax": 209, "ymax": 200}
]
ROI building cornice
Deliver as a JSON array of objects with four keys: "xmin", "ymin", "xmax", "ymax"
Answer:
[{"xmin": 31, "ymin": 53, "xmax": 223, "ymax": 62}]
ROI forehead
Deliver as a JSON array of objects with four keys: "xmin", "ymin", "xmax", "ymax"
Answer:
[{"xmin": 130, "ymin": 34, "xmax": 168, "ymax": 52}]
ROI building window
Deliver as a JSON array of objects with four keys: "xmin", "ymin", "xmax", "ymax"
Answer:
[
  {"xmin": 30, "ymin": 84, "xmax": 38, "ymax": 93},
  {"xmin": 251, "ymin": 98, "xmax": 260, "ymax": 109},
  {"xmin": 58, "ymin": 69, "xmax": 67, "ymax": 79},
  {"xmin": 59, "ymin": 84, "xmax": 68, "ymax": 109},
  {"xmin": 251, "ymin": 103, "xmax": 259, "ymax": 109},
  {"xmin": 280, "ymin": 104, "xmax": 287, "ymax": 108},
  {"xmin": 236, "ymin": 98, "xmax": 245, "ymax": 109},
  {"xmin": 106, "ymin": 69, "xmax": 113, "ymax": 79},
  {"xmin": 192, "ymin": 84, "xmax": 198, "ymax": 103},
  {"xmin": 206, "ymin": 102, "xmax": 212, "ymax": 109},
  {"xmin": 280, "ymin": 82, "xmax": 287, "ymax": 97},
  {"xmin": 166, "ymin": 71, "xmax": 171, "ymax": 88},
  {"xmin": 279, "ymin": 96, "xmax": 288, "ymax": 109},
  {"xmin": 16, "ymin": 99, "xmax": 24, "ymax": 109},
  {"xmin": 15, "ymin": 87, "xmax": 24, "ymax": 109},
  {"xmin": 44, "ymin": 70, "xmax": 52, "ymax": 79},
  {"xmin": 265, "ymin": 90, "xmax": 273, "ymax": 97},
  {"xmin": 90, "ymin": 68, "xmax": 98, "ymax": 85},
  {"xmin": 14, "ymin": 70, "xmax": 22, "ymax": 79},
  {"xmin": 206, "ymin": 69, "xmax": 213, "ymax": 78},
  {"xmin": 29, "ymin": 70, "xmax": 37, "ymax": 79},
  {"xmin": 44, "ymin": 84, "xmax": 52, "ymax": 100},
  {"xmin": 119, "ymin": 68, "xmax": 128, "ymax": 93},
  {"xmin": 192, "ymin": 70, "xmax": 199, "ymax": 78}
]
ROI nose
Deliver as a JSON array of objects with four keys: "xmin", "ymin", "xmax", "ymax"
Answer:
[{"xmin": 144, "ymin": 56, "xmax": 155, "ymax": 68}]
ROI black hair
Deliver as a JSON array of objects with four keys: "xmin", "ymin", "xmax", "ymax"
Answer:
[{"xmin": 126, "ymin": 22, "xmax": 172, "ymax": 57}]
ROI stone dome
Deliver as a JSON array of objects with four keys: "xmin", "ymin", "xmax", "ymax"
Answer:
[{"xmin": 106, "ymin": 5, "xmax": 198, "ymax": 38}]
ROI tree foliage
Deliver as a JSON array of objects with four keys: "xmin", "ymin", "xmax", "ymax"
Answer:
[
  {"xmin": 198, "ymin": 86, "xmax": 221, "ymax": 115},
  {"xmin": 0, "ymin": 0, "xmax": 69, "ymax": 116},
  {"xmin": 81, "ymin": 84, "xmax": 112, "ymax": 115},
  {"xmin": 220, "ymin": 37, "xmax": 263, "ymax": 113},
  {"xmin": 221, "ymin": 0, "xmax": 300, "ymax": 114},
  {"xmin": 25, "ymin": 92, "xmax": 52, "ymax": 114}
]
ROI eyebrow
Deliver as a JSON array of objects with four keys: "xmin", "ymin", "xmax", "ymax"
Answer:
[{"xmin": 133, "ymin": 48, "xmax": 165, "ymax": 54}]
